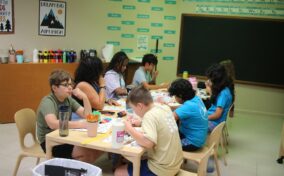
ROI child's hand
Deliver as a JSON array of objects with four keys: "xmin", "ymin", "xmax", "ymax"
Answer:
[
  {"xmin": 127, "ymin": 115, "xmax": 142, "ymax": 127},
  {"xmin": 107, "ymin": 99, "xmax": 120, "ymax": 106},
  {"xmin": 152, "ymin": 70, "xmax": 159, "ymax": 79},
  {"xmin": 160, "ymin": 82, "xmax": 169, "ymax": 88},
  {"xmin": 123, "ymin": 119, "xmax": 133, "ymax": 132}
]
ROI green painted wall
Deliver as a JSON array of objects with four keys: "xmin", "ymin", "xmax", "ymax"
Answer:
[{"xmin": 0, "ymin": 0, "xmax": 283, "ymax": 116}]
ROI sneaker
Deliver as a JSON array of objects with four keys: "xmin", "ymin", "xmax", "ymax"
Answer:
[{"xmin": 207, "ymin": 157, "xmax": 215, "ymax": 173}]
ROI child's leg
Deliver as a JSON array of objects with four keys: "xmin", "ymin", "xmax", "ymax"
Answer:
[
  {"xmin": 114, "ymin": 164, "xmax": 129, "ymax": 176},
  {"xmin": 126, "ymin": 160, "xmax": 156, "ymax": 176},
  {"xmin": 72, "ymin": 146, "xmax": 103, "ymax": 163},
  {"xmin": 179, "ymin": 132, "xmax": 201, "ymax": 152},
  {"xmin": 208, "ymin": 121, "xmax": 217, "ymax": 133}
]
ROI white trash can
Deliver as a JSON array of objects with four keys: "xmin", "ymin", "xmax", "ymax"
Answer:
[{"xmin": 32, "ymin": 158, "xmax": 102, "ymax": 176}]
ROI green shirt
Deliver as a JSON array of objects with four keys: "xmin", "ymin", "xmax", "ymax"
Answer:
[{"xmin": 36, "ymin": 93, "xmax": 81, "ymax": 144}]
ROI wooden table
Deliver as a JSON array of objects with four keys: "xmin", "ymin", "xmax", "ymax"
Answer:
[{"xmin": 46, "ymin": 129, "xmax": 145, "ymax": 176}]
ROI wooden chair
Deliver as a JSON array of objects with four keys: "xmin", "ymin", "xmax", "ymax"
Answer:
[
  {"xmin": 178, "ymin": 143, "xmax": 215, "ymax": 176},
  {"xmin": 182, "ymin": 122, "xmax": 226, "ymax": 176},
  {"xmin": 13, "ymin": 108, "xmax": 45, "ymax": 176},
  {"xmin": 222, "ymin": 103, "xmax": 234, "ymax": 155}
]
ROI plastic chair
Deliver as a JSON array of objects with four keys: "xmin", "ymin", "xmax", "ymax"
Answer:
[
  {"xmin": 178, "ymin": 143, "xmax": 215, "ymax": 176},
  {"xmin": 182, "ymin": 122, "xmax": 226, "ymax": 176},
  {"xmin": 222, "ymin": 103, "xmax": 234, "ymax": 155},
  {"xmin": 13, "ymin": 108, "xmax": 45, "ymax": 176}
]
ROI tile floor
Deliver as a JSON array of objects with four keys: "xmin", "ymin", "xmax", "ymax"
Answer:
[{"xmin": 0, "ymin": 111, "xmax": 283, "ymax": 176}]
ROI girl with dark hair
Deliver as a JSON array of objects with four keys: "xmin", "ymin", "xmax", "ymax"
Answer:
[
  {"xmin": 73, "ymin": 56, "xmax": 108, "ymax": 111},
  {"xmin": 220, "ymin": 59, "xmax": 236, "ymax": 117},
  {"xmin": 205, "ymin": 63, "xmax": 235, "ymax": 132},
  {"xmin": 104, "ymin": 51, "xmax": 129, "ymax": 99},
  {"xmin": 168, "ymin": 78, "xmax": 208, "ymax": 151}
]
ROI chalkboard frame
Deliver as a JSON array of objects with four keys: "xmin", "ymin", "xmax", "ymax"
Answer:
[{"xmin": 177, "ymin": 14, "xmax": 284, "ymax": 89}]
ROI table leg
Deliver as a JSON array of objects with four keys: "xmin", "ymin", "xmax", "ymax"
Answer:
[
  {"xmin": 46, "ymin": 139, "xmax": 60, "ymax": 159},
  {"xmin": 124, "ymin": 155, "xmax": 141, "ymax": 176}
]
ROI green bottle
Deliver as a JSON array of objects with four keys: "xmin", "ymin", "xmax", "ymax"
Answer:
[{"xmin": 63, "ymin": 50, "xmax": 66, "ymax": 63}]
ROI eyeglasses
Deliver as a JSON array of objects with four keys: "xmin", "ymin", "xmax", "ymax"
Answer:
[{"xmin": 59, "ymin": 82, "xmax": 74, "ymax": 88}]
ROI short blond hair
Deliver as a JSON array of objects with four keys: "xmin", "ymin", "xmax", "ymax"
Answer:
[{"xmin": 126, "ymin": 85, "xmax": 153, "ymax": 106}]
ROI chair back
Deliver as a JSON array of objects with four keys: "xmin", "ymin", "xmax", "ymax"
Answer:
[
  {"xmin": 208, "ymin": 122, "xmax": 225, "ymax": 150},
  {"xmin": 226, "ymin": 103, "xmax": 234, "ymax": 120},
  {"xmin": 197, "ymin": 143, "xmax": 215, "ymax": 176},
  {"xmin": 14, "ymin": 108, "xmax": 37, "ymax": 149}
]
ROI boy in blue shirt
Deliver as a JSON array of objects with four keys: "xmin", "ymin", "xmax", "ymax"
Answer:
[{"xmin": 168, "ymin": 78, "xmax": 208, "ymax": 151}]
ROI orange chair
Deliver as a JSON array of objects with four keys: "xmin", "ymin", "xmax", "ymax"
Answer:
[{"xmin": 13, "ymin": 108, "xmax": 45, "ymax": 176}]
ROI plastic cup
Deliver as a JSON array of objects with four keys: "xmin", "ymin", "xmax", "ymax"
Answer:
[
  {"xmin": 87, "ymin": 122, "xmax": 98, "ymax": 137},
  {"xmin": 16, "ymin": 55, "xmax": 24, "ymax": 63}
]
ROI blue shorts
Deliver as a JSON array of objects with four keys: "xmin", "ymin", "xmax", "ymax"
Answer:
[
  {"xmin": 208, "ymin": 121, "xmax": 217, "ymax": 132},
  {"xmin": 127, "ymin": 159, "xmax": 156, "ymax": 176}
]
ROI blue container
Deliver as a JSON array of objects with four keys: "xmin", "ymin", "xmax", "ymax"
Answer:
[{"xmin": 16, "ymin": 55, "xmax": 24, "ymax": 63}]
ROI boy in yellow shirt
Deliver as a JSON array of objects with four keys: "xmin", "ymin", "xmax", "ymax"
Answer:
[{"xmin": 114, "ymin": 85, "xmax": 183, "ymax": 176}]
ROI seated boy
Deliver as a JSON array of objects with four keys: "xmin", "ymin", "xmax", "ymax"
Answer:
[
  {"xmin": 132, "ymin": 53, "xmax": 168, "ymax": 90},
  {"xmin": 114, "ymin": 85, "xmax": 183, "ymax": 176},
  {"xmin": 36, "ymin": 69, "xmax": 102, "ymax": 163},
  {"xmin": 168, "ymin": 78, "xmax": 208, "ymax": 152}
]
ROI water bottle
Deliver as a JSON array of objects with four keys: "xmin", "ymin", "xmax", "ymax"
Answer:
[
  {"xmin": 182, "ymin": 71, "xmax": 188, "ymax": 79},
  {"xmin": 33, "ymin": 49, "xmax": 39, "ymax": 63},
  {"xmin": 112, "ymin": 116, "xmax": 125, "ymax": 149},
  {"xmin": 59, "ymin": 105, "xmax": 70, "ymax": 137}
]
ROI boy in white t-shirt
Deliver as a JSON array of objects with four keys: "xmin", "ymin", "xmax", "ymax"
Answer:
[{"xmin": 114, "ymin": 85, "xmax": 183, "ymax": 176}]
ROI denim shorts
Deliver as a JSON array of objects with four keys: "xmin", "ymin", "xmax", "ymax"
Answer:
[
  {"xmin": 208, "ymin": 121, "xmax": 218, "ymax": 132},
  {"xmin": 127, "ymin": 159, "xmax": 156, "ymax": 176}
]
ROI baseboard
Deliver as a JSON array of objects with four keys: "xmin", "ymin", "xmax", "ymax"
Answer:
[{"xmin": 235, "ymin": 108, "xmax": 284, "ymax": 118}]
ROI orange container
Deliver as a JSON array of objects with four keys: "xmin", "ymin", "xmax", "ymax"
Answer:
[{"xmin": 16, "ymin": 50, "xmax": 24, "ymax": 55}]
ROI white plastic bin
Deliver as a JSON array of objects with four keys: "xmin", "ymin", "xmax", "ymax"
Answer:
[{"xmin": 32, "ymin": 158, "xmax": 102, "ymax": 176}]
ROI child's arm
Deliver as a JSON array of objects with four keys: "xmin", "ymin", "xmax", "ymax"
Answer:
[
  {"xmin": 72, "ymin": 88, "xmax": 92, "ymax": 117},
  {"xmin": 124, "ymin": 120, "xmax": 154, "ymax": 149},
  {"xmin": 208, "ymin": 107, "xmax": 223, "ymax": 120},
  {"xmin": 45, "ymin": 114, "xmax": 86, "ymax": 129},
  {"xmin": 142, "ymin": 81, "xmax": 169, "ymax": 90}
]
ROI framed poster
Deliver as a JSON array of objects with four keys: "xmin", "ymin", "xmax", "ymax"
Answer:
[
  {"xmin": 0, "ymin": 0, "xmax": 14, "ymax": 34},
  {"xmin": 39, "ymin": 0, "xmax": 66, "ymax": 36}
]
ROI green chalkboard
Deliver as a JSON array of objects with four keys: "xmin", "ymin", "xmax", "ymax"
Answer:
[{"xmin": 178, "ymin": 14, "xmax": 284, "ymax": 88}]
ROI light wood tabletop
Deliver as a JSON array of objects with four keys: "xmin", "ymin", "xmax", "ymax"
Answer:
[{"xmin": 46, "ymin": 129, "xmax": 145, "ymax": 176}]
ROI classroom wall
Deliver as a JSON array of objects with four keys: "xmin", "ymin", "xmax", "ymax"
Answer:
[{"xmin": 1, "ymin": 0, "xmax": 283, "ymax": 116}]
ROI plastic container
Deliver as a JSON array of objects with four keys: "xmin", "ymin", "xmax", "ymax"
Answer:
[
  {"xmin": 33, "ymin": 49, "xmax": 39, "ymax": 63},
  {"xmin": 8, "ymin": 45, "xmax": 16, "ymax": 63},
  {"xmin": 59, "ymin": 105, "xmax": 69, "ymax": 137},
  {"xmin": 63, "ymin": 50, "xmax": 67, "ymax": 63},
  {"xmin": 112, "ymin": 116, "xmax": 125, "ymax": 149},
  {"xmin": 182, "ymin": 71, "xmax": 188, "ymax": 79},
  {"xmin": 16, "ymin": 55, "xmax": 24, "ymax": 63},
  {"xmin": 32, "ymin": 158, "xmax": 102, "ymax": 176}
]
